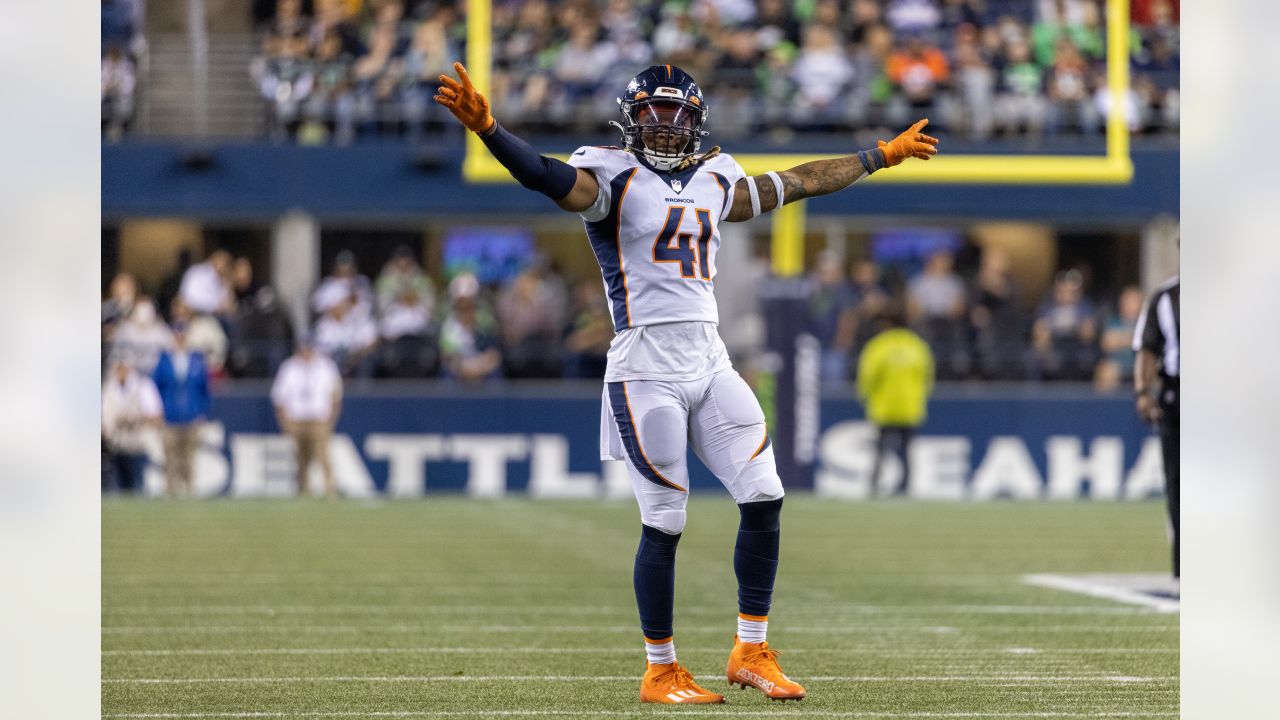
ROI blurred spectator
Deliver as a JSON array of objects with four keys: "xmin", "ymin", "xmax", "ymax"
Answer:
[
  {"xmin": 1032, "ymin": 269, "xmax": 1098, "ymax": 380},
  {"xmin": 171, "ymin": 299, "xmax": 230, "ymax": 375},
  {"xmin": 377, "ymin": 288, "xmax": 438, "ymax": 377},
  {"xmin": 379, "ymin": 288, "xmax": 433, "ymax": 340},
  {"xmin": 1094, "ymin": 284, "xmax": 1144, "ymax": 390},
  {"xmin": 180, "ymin": 249, "xmax": 234, "ymax": 316},
  {"xmin": 856, "ymin": 303, "xmax": 934, "ymax": 497},
  {"xmin": 375, "ymin": 245, "xmax": 435, "ymax": 311},
  {"xmin": 791, "ymin": 26, "xmax": 854, "ymax": 127},
  {"xmin": 101, "ymin": 44, "xmax": 136, "ymax": 142},
  {"xmin": 969, "ymin": 247, "xmax": 1026, "ymax": 379},
  {"xmin": 230, "ymin": 286, "xmax": 295, "ymax": 378},
  {"xmin": 849, "ymin": 258, "xmax": 892, "ymax": 353},
  {"xmin": 102, "ymin": 358, "xmax": 162, "ymax": 494},
  {"xmin": 497, "ymin": 267, "xmax": 568, "ymax": 378},
  {"xmin": 951, "ymin": 26, "xmax": 996, "ymax": 139},
  {"xmin": 808, "ymin": 252, "xmax": 859, "ymax": 383},
  {"xmin": 995, "ymin": 39, "xmax": 1047, "ymax": 135},
  {"xmin": 152, "ymin": 323, "xmax": 211, "ymax": 498},
  {"xmin": 272, "ymin": 335, "xmax": 343, "ymax": 498},
  {"xmin": 563, "ymin": 279, "xmax": 613, "ymax": 379},
  {"xmin": 907, "ymin": 250, "xmax": 970, "ymax": 379},
  {"xmin": 313, "ymin": 250, "xmax": 375, "ymax": 319},
  {"xmin": 440, "ymin": 273, "xmax": 502, "ymax": 382},
  {"xmin": 314, "ymin": 292, "xmax": 379, "ymax": 378},
  {"xmin": 553, "ymin": 23, "xmax": 614, "ymax": 106},
  {"xmin": 112, "ymin": 297, "xmax": 172, "ymax": 374},
  {"xmin": 907, "ymin": 250, "xmax": 966, "ymax": 324},
  {"xmin": 231, "ymin": 257, "xmax": 262, "ymax": 308},
  {"xmin": 1045, "ymin": 38, "xmax": 1096, "ymax": 134},
  {"xmin": 755, "ymin": 0, "xmax": 802, "ymax": 49},
  {"xmin": 886, "ymin": 36, "xmax": 949, "ymax": 116},
  {"xmin": 102, "ymin": 272, "xmax": 139, "ymax": 339}
]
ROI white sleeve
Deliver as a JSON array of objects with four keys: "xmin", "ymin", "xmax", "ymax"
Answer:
[{"xmin": 567, "ymin": 147, "xmax": 613, "ymax": 223}]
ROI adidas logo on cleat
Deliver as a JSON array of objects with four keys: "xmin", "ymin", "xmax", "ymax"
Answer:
[
  {"xmin": 735, "ymin": 668, "xmax": 774, "ymax": 692},
  {"xmin": 666, "ymin": 690, "xmax": 705, "ymax": 702}
]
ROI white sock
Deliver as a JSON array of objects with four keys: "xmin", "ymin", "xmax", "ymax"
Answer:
[
  {"xmin": 644, "ymin": 637, "xmax": 677, "ymax": 665},
  {"xmin": 737, "ymin": 613, "xmax": 768, "ymax": 644}
]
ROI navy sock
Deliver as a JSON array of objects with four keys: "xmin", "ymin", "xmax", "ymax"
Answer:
[
  {"xmin": 634, "ymin": 524, "xmax": 681, "ymax": 640},
  {"xmin": 735, "ymin": 498, "xmax": 783, "ymax": 617}
]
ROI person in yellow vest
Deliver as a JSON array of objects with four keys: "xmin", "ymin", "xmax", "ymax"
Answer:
[{"xmin": 856, "ymin": 303, "xmax": 935, "ymax": 497}]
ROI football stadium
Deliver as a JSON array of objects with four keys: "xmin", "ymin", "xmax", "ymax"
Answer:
[{"xmin": 101, "ymin": 0, "xmax": 1181, "ymax": 717}]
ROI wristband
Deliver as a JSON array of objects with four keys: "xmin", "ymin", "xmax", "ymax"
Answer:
[{"xmin": 857, "ymin": 148, "xmax": 887, "ymax": 175}]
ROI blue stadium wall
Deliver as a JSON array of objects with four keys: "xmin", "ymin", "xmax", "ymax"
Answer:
[
  {"xmin": 144, "ymin": 386, "xmax": 1165, "ymax": 501},
  {"xmin": 102, "ymin": 143, "xmax": 1178, "ymax": 221}
]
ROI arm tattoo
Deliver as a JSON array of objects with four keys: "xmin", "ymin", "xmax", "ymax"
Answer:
[
  {"xmin": 776, "ymin": 156, "xmax": 868, "ymax": 204},
  {"xmin": 724, "ymin": 156, "xmax": 868, "ymax": 221}
]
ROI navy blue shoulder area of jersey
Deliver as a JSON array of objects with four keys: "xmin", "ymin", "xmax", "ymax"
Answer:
[{"xmin": 583, "ymin": 167, "xmax": 639, "ymax": 333}]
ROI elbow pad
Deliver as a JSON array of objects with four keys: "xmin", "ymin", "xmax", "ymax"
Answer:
[{"xmin": 479, "ymin": 122, "xmax": 578, "ymax": 200}]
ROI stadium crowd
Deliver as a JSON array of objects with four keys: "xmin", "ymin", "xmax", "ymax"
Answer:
[
  {"xmin": 103, "ymin": 241, "xmax": 1144, "ymax": 390},
  {"xmin": 247, "ymin": 0, "xmax": 1179, "ymax": 144}
]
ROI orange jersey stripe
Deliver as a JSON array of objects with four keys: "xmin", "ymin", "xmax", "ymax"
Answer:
[{"xmin": 644, "ymin": 635, "xmax": 674, "ymax": 644}]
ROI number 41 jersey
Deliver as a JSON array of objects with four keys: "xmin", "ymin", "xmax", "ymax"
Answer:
[{"xmin": 568, "ymin": 146, "xmax": 746, "ymax": 333}]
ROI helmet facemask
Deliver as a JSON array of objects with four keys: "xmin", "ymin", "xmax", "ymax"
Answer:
[{"xmin": 616, "ymin": 98, "xmax": 705, "ymax": 171}]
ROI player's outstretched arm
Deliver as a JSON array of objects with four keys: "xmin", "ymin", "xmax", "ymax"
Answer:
[
  {"xmin": 434, "ymin": 62, "xmax": 599, "ymax": 213},
  {"xmin": 724, "ymin": 119, "xmax": 938, "ymax": 222}
]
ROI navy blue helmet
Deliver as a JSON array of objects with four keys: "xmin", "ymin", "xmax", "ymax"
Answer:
[{"xmin": 614, "ymin": 65, "xmax": 708, "ymax": 171}]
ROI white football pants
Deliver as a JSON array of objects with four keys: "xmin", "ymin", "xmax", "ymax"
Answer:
[{"xmin": 600, "ymin": 369, "xmax": 785, "ymax": 534}]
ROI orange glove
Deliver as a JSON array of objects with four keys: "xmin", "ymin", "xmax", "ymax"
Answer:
[
  {"xmin": 877, "ymin": 118, "xmax": 940, "ymax": 167},
  {"xmin": 434, "ymin": 62, "xmax": 495, "ymax": 135}
]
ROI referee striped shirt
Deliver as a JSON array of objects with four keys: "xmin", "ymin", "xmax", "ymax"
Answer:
[{"xmin": 1132, "ymin": 275, "xmax": 1180, "ymax": 381}]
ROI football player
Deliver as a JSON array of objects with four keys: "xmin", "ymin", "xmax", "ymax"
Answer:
[{"xmin": 436, "ymin": 62, "xmax": 937, "ymax": 704}]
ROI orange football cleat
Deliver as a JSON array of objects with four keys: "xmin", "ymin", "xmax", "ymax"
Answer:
[
  {"xmin": 640, "ymin": 662, "xmax": 726, "ymax": 704},
  {"xmin": 725, "ymin": 636, "xmax": 806, "ymax": 701}
]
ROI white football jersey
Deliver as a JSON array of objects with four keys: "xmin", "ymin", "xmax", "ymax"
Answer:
[
  {"xmin": 569, "ymin": 146, "xmax": 746, "ymax": 381},
  {"xmin": 569, "ymin": 146, "xmax": 745, "ymax": 329}
]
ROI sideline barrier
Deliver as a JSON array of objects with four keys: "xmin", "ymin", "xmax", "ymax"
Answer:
[{"xmin": 127, "ymin": 384, "xmax": 1162, "ymax": 501}]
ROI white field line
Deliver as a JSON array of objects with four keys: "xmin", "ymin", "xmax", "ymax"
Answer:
[
  {"xmin": 100, "ymin": 623, "xmax": 1177, "ymax": 635},
  {"xmin": 100, "ymin": 711, "xmax": 1181, "ymax": 719},
  {"xmin": 1022, "ymin": 575, "xmax": 1180, "ymax": 614},
  {"xmin": 102, "ymin": 646, "xmax": 1178, "ymax": 657},
  {"xmin": 101, "ymin": 604, "xmax": 1159, "ymax": 617},
  {"xmin": 103, "ymin": 674, "xmax": 1175, "ymax": 685}
]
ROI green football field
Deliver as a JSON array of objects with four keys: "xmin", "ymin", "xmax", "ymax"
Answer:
[{"xmin": 102, "ymin": 497, "xmax": 1179, "ymax": 719}]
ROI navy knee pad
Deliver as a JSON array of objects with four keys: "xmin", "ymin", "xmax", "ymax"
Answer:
[
  {"xmin": 735, "ymin": 498, "xmax": 783, "ymax": 617},
  {"xmin": 634, "ymin": 524, "xmax": 681, "ymax": 640}
]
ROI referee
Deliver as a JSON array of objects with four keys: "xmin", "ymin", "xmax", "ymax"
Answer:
[{"xmin": 1133, "ymin": 275, "xmax": 1179, "ymax": 579}]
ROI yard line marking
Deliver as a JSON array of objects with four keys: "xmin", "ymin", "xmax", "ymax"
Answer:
[
  {"xmin": 100, "ymin": 710, "xmax": 1182, "ymax": 718},
  {"xmin": 1023, "ymin": 574, "xmax": 1180, "ymax": 614},
  {"xmin": 102, "ymin": 646, "xmax": 1178, "ymax": 657},
  {"xmin": 103, "ymin": 674, "xmax": 1176, "ymax": 685},
  {"xmin": 101, "ymin": 624, "xmax": 1178, "ymax": 636},
  {"xmin": 101, "ymin": 604, "xmax": 1160, "ymax": 617}
]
